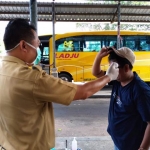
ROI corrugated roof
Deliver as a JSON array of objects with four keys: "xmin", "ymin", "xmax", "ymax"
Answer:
[{"xmin": 0, "ymin": 1, "xmax": 150, "ymax": 22}]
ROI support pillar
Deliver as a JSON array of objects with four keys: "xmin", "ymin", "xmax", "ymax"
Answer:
[
  {"xmin": 51, "ymin": 0, "xmax": 58, "ymax": 78},
  {"xmin": 117, "ymin": 1, "xmax": 121, "ymax": 49},
  {"xmin": 29, "ymin": 0, "xmax": 37, "ymax": 29}
]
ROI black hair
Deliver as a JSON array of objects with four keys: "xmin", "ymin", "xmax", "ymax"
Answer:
[
  {"xmin": 3, "ymin": 18, "xmax": 37, "ymax": 50},
  {"xmin": 108, "ymin": 51, "xmax": 133, "ymax": 70}
]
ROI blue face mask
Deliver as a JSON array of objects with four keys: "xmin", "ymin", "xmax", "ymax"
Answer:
[{"xmin": 33, "ymin": 47, "xmax": 41, "ymax": 65}]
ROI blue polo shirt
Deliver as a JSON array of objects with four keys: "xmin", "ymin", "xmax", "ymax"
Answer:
[{"xmin": 107, "ymin": 72, "xmax": 150, "ymax": 150}]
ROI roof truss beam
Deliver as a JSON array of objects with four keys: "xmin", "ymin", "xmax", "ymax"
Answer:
[
  {"xmin": 0, "ymin": 12, "xmax": 149, "ymax": 17},
  {"xmin": 0, "ymin": 1, "xmax": 150, "ymax": 22}
]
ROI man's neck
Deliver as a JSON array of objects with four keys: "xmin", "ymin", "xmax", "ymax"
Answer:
[
  {"xmin": 6, "ymin": 49, "xmax": 25, "ymax": 62},
  {"xmin": 121, "ymin": 72, "xmax": 134, "ymax": 87}
]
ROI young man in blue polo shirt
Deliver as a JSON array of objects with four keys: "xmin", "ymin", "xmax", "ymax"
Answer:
[{"xmin": 92, "ymin": 47, "xmax": 150, "ymax": 150}]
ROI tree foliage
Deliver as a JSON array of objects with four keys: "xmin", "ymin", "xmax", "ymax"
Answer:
[
  {"xmin": 87, "ymin": 0, "xmax": 150, "ymax": 5},
  {"xmin": 76, "ymin": 22, "xmax": 150, "ymax": 31},
  {"xmin": 76, "ymin": 1, "xmax": 150, "ymax": 31}
]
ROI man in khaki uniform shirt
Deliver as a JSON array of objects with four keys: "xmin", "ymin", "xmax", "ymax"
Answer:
[{"xmin": 0, "ymin": 19, "xmax": 119, "ymax": 150}]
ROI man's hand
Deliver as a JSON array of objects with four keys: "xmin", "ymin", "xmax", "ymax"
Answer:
[
  {"xmin": 106, "ymin": 62, "xmax": 119, "ymax": 81},
  {"xmin": 97, "ymin": 47, "xmax": 113, "ymax": 58}
]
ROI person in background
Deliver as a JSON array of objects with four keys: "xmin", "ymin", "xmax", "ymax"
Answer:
[
  {"xmin": 92, "ymin": 46, "xmax": 150, "ymax": 150},
  {"xmin": 0, "ymin": 18, "xmax": 119, "ymax": 150}
]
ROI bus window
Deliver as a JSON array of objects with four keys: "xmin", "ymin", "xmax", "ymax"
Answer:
[
  {"xmin": 56, "ymin": 35, "xmax": 118, "ymax": 52},
  {"xmin": 139, "ymin": 37, "xmax": 150, "ymax": 51},
  {"xmin": 105, "ymin": 36, "xmax": 117, "ymax": 47},
  {"xmin": 140, "ymin": 40, "xmax": 148, "ymax": 51},
  {"xmin": 123, "ymin": 36, "xmax": 136, "ymax": 51},
  {"xmin": 127, "ymin": 41, "xmax": 136, "ymax": 50},
  {"xmin": 56, "ymin": 37, "xmax": 81, "ymax": 52},
  {"xmin": 39, "ymin": 35, "xmax": 51, "ymax": 65},
  {"xmin": 84, "ymin": 41, "xmax": 101, "ymax": 52},
  {"xmin": 123, "ymin": 35, "xmax": 150, "ymax": 51},
  {"xmin": 41, "ymin": 46, "xmax": 49, "ymax": 64},
  {"xmin": 83, "ymin": 35, "xmax": 118, "ymax": 51},
  {"xmin": 57, "ymin": 43, "xmax": 64, "ymax": 52},
  {"xmin": 83, "ymin": 35, "xmax": 101, "ymax": 52},
  {"xmin": 43, "ymin": 47, "xmax": 49, "ymax": 55},
  {"xmin": 73, "ymin": 41, "xmax": 80, "ymax": 51},
  {"xmin": 39, "ymin": 42, "xmax": 49, "ymax": 64}
]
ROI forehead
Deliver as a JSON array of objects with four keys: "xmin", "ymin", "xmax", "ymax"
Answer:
[
  {"xmin": 109, "ymin": 60, "xmax": 117, "ymax": 64},
  {"xmin": 31, "ymin": 29, "xmax": 40, "ymax": 44},
  {"xmin": 31, "ymin": 29, "xmax": 38, "ymax": 39},
  {"xmin": 109, "ymin": 60, "xmax": 123, "ymax": 69}
]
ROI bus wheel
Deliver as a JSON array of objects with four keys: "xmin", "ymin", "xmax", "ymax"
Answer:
[{"xmin": 58, "ymin": 73, "xmax": 72, "ymax": 82}]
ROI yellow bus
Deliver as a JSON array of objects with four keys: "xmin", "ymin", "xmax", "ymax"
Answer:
[{"xmin": 39, "ymin": 31, "xmax": 150, "ymax": 83}]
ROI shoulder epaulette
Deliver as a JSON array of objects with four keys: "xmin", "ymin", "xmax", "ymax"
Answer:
[{"xmin": 32, "ymin": 65, "xmax": 42, "ymax": 72}]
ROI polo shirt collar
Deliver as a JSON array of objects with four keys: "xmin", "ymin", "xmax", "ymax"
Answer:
[{"xmin": 2, "ymin": 56, "xmax": 26, "ymax": 65}]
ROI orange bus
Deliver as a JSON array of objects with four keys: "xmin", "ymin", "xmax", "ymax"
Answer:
[{"xmin": 39, "ymin": 30, "xmax": 150, "ymax": 83}]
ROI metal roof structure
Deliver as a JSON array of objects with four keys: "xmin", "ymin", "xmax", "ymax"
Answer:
[{"xmin": 0, "ymin": 1, "xmax": 150, "ymax": 23}]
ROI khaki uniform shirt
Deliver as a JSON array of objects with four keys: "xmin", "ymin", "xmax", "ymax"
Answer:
[{"xmin": 0, "ymin": 56, "xmax": 77, "ymax": 150}]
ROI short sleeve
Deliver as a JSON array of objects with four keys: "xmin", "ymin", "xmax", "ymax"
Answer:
[
  {"xmin": 33, "ymin": 72, "xmax": 77, "ymax": 105},
  {"xmin": 136, "ymin": 86, "xmax": 150, "ymax": 122}
]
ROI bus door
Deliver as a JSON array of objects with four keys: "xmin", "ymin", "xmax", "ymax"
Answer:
[
  {"xmin": 39, "ymin": 35, "xmax": 51, "ymax": 63},
  {"xmin": 40, "ymin": 42, "xmax": 49, "ymax": 65},
  {"xmin": 39, "ymin": 35, "xmax": 51, "ymax": 74}
]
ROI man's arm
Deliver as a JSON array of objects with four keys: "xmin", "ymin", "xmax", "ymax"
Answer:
[
  {"xmin": 92, "ymin": 47, "xmax": 111, "ymax": 78},
  {"xmin": 138, "ymin": 122, "xmax": 150, "ymax": 150},
  {"xmin": 73, "ymin": 62, "xmax": 118, "ymax": 100},
  {"xmin": 73, "ymin": 75, "xmax": 109, "ymax": 100}
]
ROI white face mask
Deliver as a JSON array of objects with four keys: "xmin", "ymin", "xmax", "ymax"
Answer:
[
  {"xmin": 6, "ymin": 43, "xmax": 20, "ymax": 52},
  {"xmin": 6, "ymin": 41, "xmax": 39, "ymax": 64},
  {"xmin": 26, "ymin": 42, "xmax": 40, "ymax": 64},
  {"xmin": 6, "ymin": 41, "xmax": 38, "ymax": 52}
]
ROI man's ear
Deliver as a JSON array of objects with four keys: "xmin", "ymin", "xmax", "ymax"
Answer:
[
  {"xmin": 19, "ymin": 40, "xmax": 27, "ymax": 52},
  {"xmin": 124, "ymin": 64, "xmax": 130, "ymax": 72}
]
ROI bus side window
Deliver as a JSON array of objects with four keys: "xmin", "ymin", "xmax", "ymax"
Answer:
[
  {"xmin": 140, "ymin": 40, "xmax": 149, "ymax": 51},
  {"xmin": 124, "ymin": 36, "xmax": 136, "ymax": 51},
  {"xmin": 83, "ymin": 41, "xmax": 101, "ymax": 52},
  {"xmin": 40, "ymin": 47, "xmax": 49, "ymax": 64},
  {"xmin": 123, "ymin": 35, "xmax": 149, "ymax": 51},
  {"xmin": 84, "ymin": 35, "xmax": 102, "ymax": 52},
  {"xmin": 57, "ymin": 43, "xmax": 64, "ymax": 52},
  {"xmin": 73, "ymin": 41, "xmax": 79, "ymax": 52},
  {"xmin": 39, "ymin": 41, "xmax": 50, "ymax": 64},
  {"xmin": 128, "ymin": 41, "xmax": 136, "ymax": 51},
  {"xmin": 80, "ymin": 41, "xmax": 85, "ymax": 51},
  {"xmin": 56, "ymin": 37, "xmax": 82, "ymax": 52},
  {"xmin": 104, "ymin": 35, "xmax": 117, "ymax": 48},
  {"xmin": 139, "ymin": 36, "xmax": 150, "ymax": 51}
]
